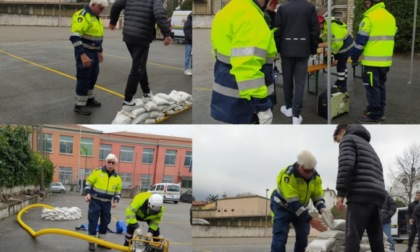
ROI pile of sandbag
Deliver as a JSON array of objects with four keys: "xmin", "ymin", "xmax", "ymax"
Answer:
[
  {"xmin": 112, "ymin": 90, "xmax": 192, "ymax": 124},
  {"xmin": 41, "ymin": 207, "xmax": 82, "ymax": 221},
  {"xmin": 305, "ymin": 211, "xmax": 392, "ymax": 252}
]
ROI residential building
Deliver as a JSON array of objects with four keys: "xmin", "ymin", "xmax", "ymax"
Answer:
[{"xmin": 31, "ymin": 125, "xmax": 192, "ymax": 193}]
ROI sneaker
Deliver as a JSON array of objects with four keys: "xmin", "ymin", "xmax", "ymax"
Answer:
[
  {"xmin": 356, "ymin": 114, "xmax": 379, "ymax": 123},
  {"xmin": 74, "ymin": 105, "xmax": 91, "ymax": 115},
  {"xmin": 405, "ymin": 248, "xmax": 412, "ymax": 252},
  {"xmin": 88, "ymin": 243, "xmax": 95, "ymax": 251},
  {"xmin": 143, "ymin": 92, "xmax": 153, "ymax": 103},
  {"xmin": 280, "ymin": 106, "xmax": 292, "ymax": 117},
  {"xmin": 293, "ymin": 115, "xmax": 303, "ymax": 125},
  {"xmin": 86, "ymin": 97, "xmax": 102, "ymax": 107},
  {"xmin": 184, "ymin": 69, "xmax": 192, "ymax": 76}
]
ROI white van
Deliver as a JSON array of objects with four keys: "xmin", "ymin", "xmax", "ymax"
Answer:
[
  {"xmin": 391, "ymin": 207, "xmax": 409, "ymax": 243},
  {"xmin": 148, "ymin": 183, "xmax": 181, "ymax": 204},
  {"xmin": 170, "ymin": 10, "xmax": 191, "ymax": 43}
]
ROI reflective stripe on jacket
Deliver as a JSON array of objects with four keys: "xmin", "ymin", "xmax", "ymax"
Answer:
[
  {"xmin": 210, "ymin": 0, "xmax": 277, "ymax": 124},
  {"xmin": 126, "ymin": 192, "xmax": 164, "ymax": 231},
  {"xmin": 85, "ymin": 166, "xmax": 122, "ymax": 202},
  {"xmin": 70, "ymin": 6, "xmax": 104, "ymax": 55},
  {"xmin": 275, "ymin": 163, "xmax": 325, "ymax": 220},
  {"xmin": 360, "ymin": 2, "xmax": 396, "ymax": 67},
  {"xmin": 321, "ymin": 20, "xmax": 354, "ymax": 54}
]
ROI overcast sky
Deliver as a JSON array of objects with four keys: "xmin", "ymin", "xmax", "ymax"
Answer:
[
  {"xmin": 193, "ymin": 125, "xmax": 420, "ymax": 201},
  {"xmin": 82, "ymin": 125, "xmax": 193, "ymax": 138}
]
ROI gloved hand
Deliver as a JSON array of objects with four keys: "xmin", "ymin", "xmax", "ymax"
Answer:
[
  {"xmin": 257, "ymin": 109, "xmax": 273, "ymax": 124},
  {"xmin": 309, "ymin": 217, "xmax": 328, "ymax": 232},
  {"xmin": 351, "ymin": 60, "xmax": 360, "ymax": 68}
]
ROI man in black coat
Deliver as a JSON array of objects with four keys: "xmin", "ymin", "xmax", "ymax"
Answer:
[
  {"xmin": 406, "ymin": 191, "xmax": 420, "ymax": 252},
  {"xmin": 183, "ymin": 13, "xmax": 192, "ymax": 76},
  {"xmin": 108, "ymin": 0, "xmax": 172, "ymax": 108},
  {"xmin": 381, "ymin": 193, "xmax": 396, "ymax": 252},
  {"xmin": 333, "ymin": 124, "xmax": 386, "ymax": 252},
  {"xmin": 273, "ymin": 0, "xmax": 319, "ymax": 124}
]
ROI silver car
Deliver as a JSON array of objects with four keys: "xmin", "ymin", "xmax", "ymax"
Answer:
[{"xmin": 49, "ymin": 182, "xmax": 66, "ymax": 193}]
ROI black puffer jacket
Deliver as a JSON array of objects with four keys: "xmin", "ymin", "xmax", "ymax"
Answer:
[
  {"xmin": 380, "ymin": 194, "xmax": 396, "ymax": 224},
  {"xmin": 336, "ymin": 125, "xmax": 386, "ymax": 207},
  {"xmin": 109, "ymin": 0, "xmax": 171, "ymax": 47},
  {"xmin": 183, "ymin": 13, "xmax": 192, "ymax": 45}
]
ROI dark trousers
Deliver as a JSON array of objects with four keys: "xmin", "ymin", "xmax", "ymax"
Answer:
[
  {"xmin": 344, "ymin": 202, "xmax": 384, "ymax": 252},
  {"xmin": 75, "ymin": 49, "xmax": 99, "ymax": 105},
  {"xmin": 335, "ymin": 52, "xmax": 350, "ymax": 89},
  {"xmin": 408, "ymin": 221, "xmax": 418, "ymax": 247},
  {"xmin": 124, "ymin": 43, "xmax": 150, "ymax": 102},
  {"xmin": 88, "ymin": 198, "xmax": 111, "ymax": 236},
  {"xmin": 281, "ymin": 56, "xmax": 309, "ymax": 117},
  {"xmin": 362, "ymin": 66, "xmax": 389, "ymax": 120},
  {"xmin": 270, "ymin": 196, "xmax": 310, "ymax": 252}
]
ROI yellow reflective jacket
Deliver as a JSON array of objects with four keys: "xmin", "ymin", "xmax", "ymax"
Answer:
[
  {"xmin": 85, "ymin": 166, "xmax": 122, "ymax": 202},
  {"xmin": 321, "ymin": 20, "xmax": 354, "ymax": 54},
  {"xmin": 274, "ymin": 163, "xmax": 325, "ymax": 220},
  {"xmin": 359, "ymin": 2, "xmax": 396, "ymax": 67},
  {"xmin": 126, "ymin": 192, "xmax": 165, "ymax": 231},
  {"xmin": 210, "ymin": 0, "xmax": 277, "ymax": 124},
  {"xmin": 70, "ymin": 6, "xmax": 104, "ymax": 54}
]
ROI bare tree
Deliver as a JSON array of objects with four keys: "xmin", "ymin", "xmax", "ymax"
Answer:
[
  {"xmin": 206, "ymin": 194, "xmax": 219, "ymax": 202},
  {"xmin": 389, "ymin": 144, "xmax": 420, "ymax": 205}
]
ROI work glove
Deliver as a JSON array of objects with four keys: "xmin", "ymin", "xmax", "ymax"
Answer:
[
  {"xmin": 351, "ymin": 60, "xmax": 360, "ymax": 68},
  {"xmin": 257, "ymin": 109, "xmax": 273, "ymax": 124},
  {"xmin": 309, "ymin": 217, "xmax": 328, "ymax": 232}
]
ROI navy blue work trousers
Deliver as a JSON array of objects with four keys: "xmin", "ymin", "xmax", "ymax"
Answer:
[
  {"xmin": 362, "ymin": 66, "xmax": 390, "ymax": 120},
  {"xmin": 270, "ymin": 195, "xmax": 310, "ymax": 252},
  {"xmin": 75, "ymin": 49, "xmax": 99, "ymax": 97},
  {"xmin": 88, "ymin": 198, "xmax": 111, "ymax": 236}
]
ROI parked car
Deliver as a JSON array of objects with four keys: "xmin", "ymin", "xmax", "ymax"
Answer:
[
  {"xmin": 148, "ymin": 183, "xmax": 180, "ymax": 204},
  {"xmin": 180, "ymin": 190, "xmax": 194, "ymax": 203},
  {"xmin": 49, "ymin": 182, "xmax": 66, "ymax": 193}
]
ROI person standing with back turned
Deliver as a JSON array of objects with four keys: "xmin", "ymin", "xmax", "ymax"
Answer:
[
  {"xmin": 333, "ymin": 124, "xmax": 386, "ymax": 252},
  {"xmin": 273, "ymin": 0, "xmax": 319, "ymax": 124},
  {"xmin": 108, "ymin": 0, "xmax": 172, "ymax": 110}
]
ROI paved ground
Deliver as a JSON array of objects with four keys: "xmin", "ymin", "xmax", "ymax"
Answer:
[
  {"xmin": 0, "ymin": 26, "xmax": 191, "ymax": 124},
  {"xmin": 0, "ymin": 193, "xmax": 192, "ymax": 251},
  {"xmin": 192, "ymin": 28, "xmax": 420, "ymax": 124}
]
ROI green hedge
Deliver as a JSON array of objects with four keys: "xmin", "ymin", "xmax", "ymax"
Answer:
[
  {"xmin": 353, "ymin": 0, "xmax": 420, "ymax": 53},
  {"xmin": 0, "ymin": 126, "xmax": 54, "ymax": 188}
]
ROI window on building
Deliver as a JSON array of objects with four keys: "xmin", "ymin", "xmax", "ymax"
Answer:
[
  {"xmin": 182, "ymin": 179, "xmax": 192, "ymax": 188},
  {"xmin": 79, "ymin": 168, "xmax": 93, "ymax": 179},
  {"xmin": 164, "ymin": 150, "xmax": 177, "ymax": 165},
  {"xmin": 162, "ymin": 175, "xmax": 173, "ymax": 183},
  {"xmin": 141, "ymin": 174, "xmax": 153, "ymax": 191},
  {"xmin": 184, "ymin": 151, "xmax": 192, "ymax": 167},
  {"xmin": 99, "ymin": 144, "xmax": 112, "ymax": 160},
  {"xmin": 142, "ymin": 148, "xmax": 155, "ymax": 164},
  {"xmin": 80, "ymin": 138, "xmax": 93, "ymax": 156},
  {"xmin": 59, "ymin": 167, "xmax": 73, "ymax": 184},
  {"xmin": 120, "ymin": 172, "xmax": 132, "ymax": 188},
  {"xmin": 59, "ymin": 136, "xmax": 73, "ymax": 154},
  {"xmin": 43, "ymin": 133, "xmax": 52, "ymax": 153},
  {"xmin": 120, "ymin": 146, "xmax": 134, "ymax": 162}
]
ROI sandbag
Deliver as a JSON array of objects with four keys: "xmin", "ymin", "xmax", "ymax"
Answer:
[{"xmin": 306, "ymin": 238, "xmax": 335, "ymax": 252}]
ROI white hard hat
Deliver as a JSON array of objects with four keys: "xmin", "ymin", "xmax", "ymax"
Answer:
[{"xmin": 148, "ymin": 194, "xmax": 163, "ymax": 211}]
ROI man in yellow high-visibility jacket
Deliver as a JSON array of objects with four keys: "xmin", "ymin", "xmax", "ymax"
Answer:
[
  {"xmin": 123, "ymin": 192, "xmax": 164, "ymax": 247},
  {"xmin": 211, "ymin": 0, "xmax": 277, "ymax": 124},
  {"xmin": 70, "ymin": 0, "xmax": 107, "ymax": 116},
  {"xmin": 351, "ymin": 0, "xmax": 397, "ymax": 123},
  {"xmin": 84, "ymin": 153, "xmax": 122, "ymax": 251},
  {"xmin": 271, "ymin": 150, "xmax": 327, "ymax": 252}
]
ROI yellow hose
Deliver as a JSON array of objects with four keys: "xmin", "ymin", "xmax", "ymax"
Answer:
[{"xmin": 17, "ymin": 203, "xmax": 129, "ymax": 251}]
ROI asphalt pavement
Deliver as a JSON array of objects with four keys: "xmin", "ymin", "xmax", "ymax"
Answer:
[
  {"xmin": 0, "ymin": 193, "xmax": 192, "ymax": 252},
  {"xmin": 0, "ymin": 26, "xmax": 191, "ymax": 124},
  {"xmin": 192, "ymin": 28, "xmax": 420, "ymax": 124}
]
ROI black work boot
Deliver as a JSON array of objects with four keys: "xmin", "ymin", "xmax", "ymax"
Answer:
[
  {"xmin": 74, "ymin": 105, "xmax": 91, "ymax": 115},
  {"xmin": 86, "ymin": 97, "xmax": 102, "ymax": 107},
  {"xmin": 406, "ymin": 247, "xmax": 412, "ymax": 252},
  {"xmin": 88, "ymin": 243, "xmax": 95, "ymax": 251}
]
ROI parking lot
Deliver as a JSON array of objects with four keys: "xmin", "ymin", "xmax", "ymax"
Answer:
[
  {"xmin": 0, "ymin": 26, "xmax": 191, "ymax": 124},
  {"xmin": 0, "ymin": 193, "xmax": 192, "ymax": 251}
]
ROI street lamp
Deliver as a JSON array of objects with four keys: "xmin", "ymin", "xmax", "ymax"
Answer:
[{"xmin": 265, "ymin": 188, "xmax": 269, "ymax": 237}]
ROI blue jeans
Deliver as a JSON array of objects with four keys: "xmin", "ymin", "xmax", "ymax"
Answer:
[
  {"xmin": 383, "ymin": 223, "xmax": 395, "ymax": 252},
  {"xmin": 184, "ymin": 44, "xmax": 192, "ymax": 70},
  {"xmin": 270, "ymin": 194, "xmax": 310, "ymax": 252}
]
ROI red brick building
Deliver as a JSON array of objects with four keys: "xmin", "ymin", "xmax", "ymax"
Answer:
[{"xmin": 31, "ymin": 125, "xmax": 192, "ymax": 192}]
